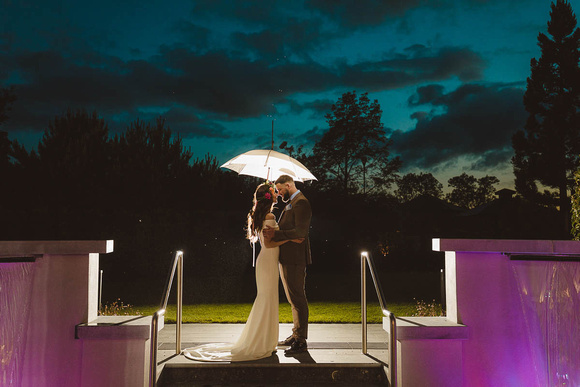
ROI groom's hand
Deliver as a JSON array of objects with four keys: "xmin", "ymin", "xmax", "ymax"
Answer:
[{"xmin": 263, "ymin": 226, "xmax": 275, "ymax": 239}]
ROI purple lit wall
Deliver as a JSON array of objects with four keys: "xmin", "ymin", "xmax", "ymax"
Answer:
[
  {"xmin": 0, "ymin": 262, "xmax": 35, "ymax": 386},
  {"xmin": 434, "ymin": 239, "xmax": 580, "ymax": 387}
]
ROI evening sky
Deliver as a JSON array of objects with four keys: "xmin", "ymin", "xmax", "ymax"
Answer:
[{"xmin": 2, "ymin": 0, "xmax": 579, "ymax": 189}]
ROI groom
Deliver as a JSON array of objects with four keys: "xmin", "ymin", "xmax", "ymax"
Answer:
[{"xmin": 264, "ymin": 174, "xmax": 312, "ymax": 355}]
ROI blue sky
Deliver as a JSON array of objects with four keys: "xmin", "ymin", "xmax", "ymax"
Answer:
[{"xmin": 2, "ymin": 0, "xmax": 579, "ymax": 190}]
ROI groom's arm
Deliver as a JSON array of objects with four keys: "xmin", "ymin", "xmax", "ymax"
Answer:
[{"xmin": 275, "ymin": 199, "xmax": 311, "ymax": 240}]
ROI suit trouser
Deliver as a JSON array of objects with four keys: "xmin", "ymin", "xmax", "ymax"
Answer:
[{"xmin": 279, "ymin": 263, "xmax": 308, "ymax": 340}]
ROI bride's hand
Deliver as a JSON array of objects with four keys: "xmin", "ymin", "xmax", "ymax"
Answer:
[{"xmin": 290, "ymin": 238, "xmax": 305, "ymax": 244}]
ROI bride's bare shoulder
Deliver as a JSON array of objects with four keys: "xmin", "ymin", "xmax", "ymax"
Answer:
[{"xmin": 265, "ymin": 213, "xmax": 275, "ymax": 220}]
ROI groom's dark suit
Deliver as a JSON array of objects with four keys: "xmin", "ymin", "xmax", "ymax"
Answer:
[{"xmin": 275, "ymin": 191, "xmax": 312, "ymax": 341}]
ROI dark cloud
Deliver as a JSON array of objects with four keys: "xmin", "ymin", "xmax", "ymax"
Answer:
[
  {"xmin": 3, "ymin": 39, "xmax": 485, "ymax": 140},
  {"xmin": 340, "ymin": 45, "xmax": 485, "ymax": 90},
  {"xmin": 305, "ymin": 0, "xmax": 434, "ymax": 28},
  {"xmin": 391, "ymin": 82, "xmax": 526, "ymax": 171},
  {"xmin": 286, "ymin": 98, "xmax": 334, "ymax": 117},
  {"xmin": 408, "ymin": 84, "xmax": 446, "ymax": 106},
  {"xmin": 276, "ymin": 125, "xmax": 325, "ymax": 152},
  {"xmin": 172, "ymin": 21, "xmax": 212, "ymax": 51},
  {"xmin": 191, "ymin": 1, "xmax": 294, "ymax": 27},
  {"xmin": 162, "ymin": 107, "xmax": 230, "ymax": 139},
  {"xmin": 231, "ymin": 16, "xmax": 330, "ymax": 61}
]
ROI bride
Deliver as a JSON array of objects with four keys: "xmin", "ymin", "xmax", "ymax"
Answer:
[{"xmin": 183, "ymin": 181, "xmax": 303, "ymax": 362}]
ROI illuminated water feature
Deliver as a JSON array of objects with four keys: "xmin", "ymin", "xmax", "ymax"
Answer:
[
  {"xmin": 511, "ymin": 260, "xmax": 580, "ymax": 387},
  {"xmin": 0, "ymin": 261, "xmax": 35, "ymax": 386}
]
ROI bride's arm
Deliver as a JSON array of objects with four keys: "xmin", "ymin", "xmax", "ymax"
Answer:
[
  {"xmin": 263, "ymin": 213, "xmax": 287, "ymax": 248},
  {"xmin": 264, "ymin": 237, "xmax": 303, "ymax": 247},
  {"xmin": 264, "ymin": 238, "xmax": 289, "ymax": 248}
]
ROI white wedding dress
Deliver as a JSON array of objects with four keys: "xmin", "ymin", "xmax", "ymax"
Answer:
[{"xmin": 183, "ymin": 218, "xmax": 280, "ymax": 362}]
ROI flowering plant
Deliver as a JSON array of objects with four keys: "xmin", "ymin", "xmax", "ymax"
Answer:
[{"xmin": 258, "ymin": 180, "xmax": 276, "ymax": 202}]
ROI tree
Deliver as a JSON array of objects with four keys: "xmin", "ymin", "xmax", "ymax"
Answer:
[
  {"xmin": 446, "ymin": 173, "xmax": 499, "ymax": 209},
  {"xmin": 476, "ymin": 175, "xmax": 501, "ymax": 205},
  {"xmin": 512, "ymin": 0, "xmax": 580, "ymax": 234},
  {"xmin": 395, "ymin": 172, "xmax": 443, "ymax": 202},
  {"xmin": 0, "ymin": 86, "xmax": 16, "ymax": 127},
  {"xmin": 110, "ymin": 118, "xmax": 193, "ymax": 210},
  {"xmin": 37, "ymin": 109, "xmax": 111, "ymax": 207},
  {"xmin": 310, "ymin": 91, "xmax": 401, "ymax": 195},
  {"xmin": 0, "ymin": 86, "xmax": 16, "ymax": 172}
]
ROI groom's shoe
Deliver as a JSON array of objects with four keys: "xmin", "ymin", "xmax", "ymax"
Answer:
[
  {"xmin": 284, "ymin": 340, "xmax": 307, "ymax": 356},
  {"xmin": 278, "ymin": 336, "xmax": 295, "ymax": 347}
]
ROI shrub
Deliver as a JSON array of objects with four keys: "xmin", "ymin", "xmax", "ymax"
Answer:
[
  {"xmin": 411, "ymin": 298, "xmax": 445, "ymax": 317},
  {"xmin": 99, "ymin": 298, "xmax": 142, "ymax": 316}
]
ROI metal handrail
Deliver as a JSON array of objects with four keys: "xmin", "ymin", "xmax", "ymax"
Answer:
[
  {"xmin": 149, "ymin": 250, "xmax": 183, "ymax": 387},
  {"xmin": 361, "ymin": 251, "xmax": 397, "ymax": 387}
]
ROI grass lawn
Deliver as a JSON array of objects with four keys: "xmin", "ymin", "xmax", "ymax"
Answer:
[{"xmin": 107, "ymin": 302, "xmax": 428, "ymax": 323}]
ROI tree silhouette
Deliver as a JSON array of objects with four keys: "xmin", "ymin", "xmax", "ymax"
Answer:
[
  {"xmin": 0, "ymin": 86, "xmax": 16, "ymax": 127},
  {"xmin": 310, "ymin": 91, "xmax": 401, "ymax": 195},
  {"xmin": 512, "ymin": 0, "xmax": 580, "ymax": 235},
  {"xmin": 37, "ymin": 109, "xmax": 110, "ymax": 208},
  {"xmin": 446, "ymin": 173, "xmax": 499, "ymax": 209},
  {"xmin": 110, "ymin": 117, "xmax": 193, "ymax": 211},
  {"xmin": 395, "ymin": 172, "xmax": 443, "ymax": 202},
  {"xmin": 0, "ymin": 86, "xmax": 16, "ymax": 172}
]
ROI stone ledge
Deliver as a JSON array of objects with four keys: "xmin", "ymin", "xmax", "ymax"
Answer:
[
  {"xmin": 0, "ymin": 240, "xmax": 114, "ymax": 256},
  {"xmin": 76, "ymin": 315, "xmax": 163, "ymax": 340},
  {"xmin": 432, "ymin": 238, "xmax": 580, "ymax": 255},
  {"xmin": 384, "ymin": 316, "xmax": 468, "ymax": 340}
]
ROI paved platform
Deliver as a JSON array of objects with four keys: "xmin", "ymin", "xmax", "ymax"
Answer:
[
  {"xmin": 157, "ymin": 324, "xmax": 388, "ymax": 386},
  {"xmin": 159, "ymin": 323, "xmax": 388, "ymax": 351},
  {"xmin": 156, "ymin": 323, "xmax": 390, "ymax": 385}
]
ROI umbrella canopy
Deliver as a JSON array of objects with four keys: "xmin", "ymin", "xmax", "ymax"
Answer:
[{"xmin": 220, "ymin": 149, "xmax": 317, "ymax": 182}]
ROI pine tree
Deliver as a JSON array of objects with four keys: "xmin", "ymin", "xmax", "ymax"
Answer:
[{"xmin": 512, "ymin": 0, "xmax": 580, "ymax": 235}]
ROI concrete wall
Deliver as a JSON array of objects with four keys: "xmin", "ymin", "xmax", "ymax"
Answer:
[{"xmin": 434, "ymin": 239, "xmax": 580, "ymax": 387}]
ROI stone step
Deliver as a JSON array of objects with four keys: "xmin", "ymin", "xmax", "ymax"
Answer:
[{"xmin": 156, "ymin": 349, "xmax": 389, "ymax": 386}]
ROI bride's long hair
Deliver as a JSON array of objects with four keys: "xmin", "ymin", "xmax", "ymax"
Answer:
[{"xmin": 246, "ymin": 182, "xmax": 276, "ymax": 243}]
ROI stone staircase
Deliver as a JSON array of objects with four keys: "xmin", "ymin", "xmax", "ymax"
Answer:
[{"xmin": 156, "ymin": 347, "xmax": 389, "ymax": 386}]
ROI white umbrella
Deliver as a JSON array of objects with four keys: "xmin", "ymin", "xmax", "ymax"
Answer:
[{"xmin": 220, "ymin": 149, "xmax": 317, "ymax": 182}]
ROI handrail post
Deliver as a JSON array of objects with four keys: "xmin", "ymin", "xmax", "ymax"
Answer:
[
  {"xmin": 361, "ymin": 251, "xmax": 368, "ymax": 354},
  {"xmin": 360, "ymin": 251, "xmax": 397, "ymax": 387},
  {"xmin": 176, "ymin": 251, "xmax": 183, "ymax": 354},
  {"xmin": 149, "ymin": 310, "xmax": 164, "ymax": 387},
  {"xmin": 149, "ymin": 250, "xmax": 184, "ymax": 387},
  {"xmin": 389, "ymin": 312, "xmax": 397, "ymax": 387}
]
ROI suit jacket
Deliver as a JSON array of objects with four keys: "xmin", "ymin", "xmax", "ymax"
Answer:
[{"xmin": 275, "ymin": 191, "xmax": 312, "ymax": 265}]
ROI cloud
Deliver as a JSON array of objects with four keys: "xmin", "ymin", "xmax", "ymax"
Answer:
[
  {"xmin": 339, "ymin": 45, "xmax": 486, "ymax": 90},
  {"xmin": 161, "ymin": 107, "xmax": 230, "ymax": 139},
  {"xmin": 275, "ymin": 125, "xmax": 325, "ymax": 152},
  {"xmin": 3, "ymin": 39, "xmax": 486, "ymax": 140},
  {"xmin": 304, "ymin": 0, "xmax": 434, "ymax": 28},
  {"xmin": 408, "ymin": 84, "xmax": 445, "ymax": 106},
  {"xmin": 172, "ymin": 21, "xmax": 212, "ymax": 52},
  {"xmin": 285, "ymin": 98, "xmax": 334, "ymax": 117},
  {"xmin": 391, "ymin": 82, "xmax": 526, "ymax": 171},
  {"xmin": 230, "ymin": 17, "xmax": 332, "ymax": 61}
]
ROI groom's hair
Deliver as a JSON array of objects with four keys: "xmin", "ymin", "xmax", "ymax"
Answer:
[{"xmin": 275, "ymin": 175, "xmax": 294, "ymax": 185}]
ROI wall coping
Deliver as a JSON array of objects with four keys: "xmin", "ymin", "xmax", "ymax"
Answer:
[
  {"xmin": 432, "ymin": 238, "xmax": 580, "ymax": 255},
  {"xmin": 0, "ymin": 240, "xmax": 114, "ymax": 256},
  {"xmin": 76, "ymin": 315, "xmax": 163, "ymax": 340},
  {"xmin": 384, "ymin": 316, "xmax": 468, "ymax": 340}
]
